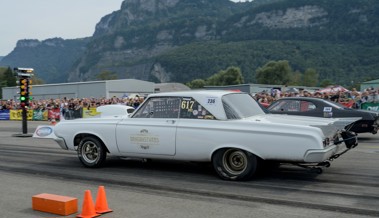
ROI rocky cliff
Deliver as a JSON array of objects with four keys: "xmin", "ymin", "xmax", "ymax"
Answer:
[
  {"xmin": 67, "ymin": 0, "xmax": 240, "ymax": 82},
  {"xmin": 0, "ymin": 38, "xmax": 89, "ymax": 83},
  {"xmin": 1, "ymin": 0, "xmax": 378, "ymax": 85}
]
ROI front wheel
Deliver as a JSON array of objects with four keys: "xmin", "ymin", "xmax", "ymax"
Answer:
[
  {"xmin": 212, "ymin": 148, "xmax": 259, "ymax": 181},
  {"xmin": 77, "ymin": 136, "xmax": 107, "ymax": 168}
]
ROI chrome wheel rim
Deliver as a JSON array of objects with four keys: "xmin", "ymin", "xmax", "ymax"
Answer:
[
  {"xmin": 81, "ymin": 141, "xmax": 99, "ymax": 164},
  {"xmin": 222, "ymin": 149, "xmax": 247, "ymax": 175}
]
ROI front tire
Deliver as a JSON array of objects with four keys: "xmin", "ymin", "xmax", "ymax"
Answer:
[
  {"xmin": 212, "ymin": 148, "xmax": 259, "ymax": 181},
  {"xmin": 77, "ymin": 136, "xmax": 107, "ymax": 168}
]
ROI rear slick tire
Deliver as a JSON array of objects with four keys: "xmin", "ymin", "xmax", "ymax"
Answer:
[{"xmin": 212, "ymin": 148, "xmax": 259, "ymax": 181}]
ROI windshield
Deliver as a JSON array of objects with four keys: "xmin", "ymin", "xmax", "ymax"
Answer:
[{"xmin": 222, "ymin": 93, "xmax": 265, "ymax": 119}]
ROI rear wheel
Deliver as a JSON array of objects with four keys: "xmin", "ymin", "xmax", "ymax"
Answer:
[
  {"xmin": 77, "ymin": 136, "xmax": 107, "ymax": 168},
  {"xmin": 212, "ymin": 148, "xmax": 259, "ymax": 181}
]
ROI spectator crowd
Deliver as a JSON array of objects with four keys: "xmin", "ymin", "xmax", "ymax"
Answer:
[
  {"xmin": 252, "ymin": 87, "xmax": 379, "ymax": 109},
  {"xmin": 0, "ymin": 95, "xmax": 145, "ymax": 119},
  {"xmin": 0, "ymin": 87, "xmax": 378, "ymax": 115}
]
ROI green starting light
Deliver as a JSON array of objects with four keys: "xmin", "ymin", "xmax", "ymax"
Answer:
[
  {"xmin": 20, "ymin": 96, "xmax": 26, "ymax": 101},
  {"xmin": 29, "ymin": 97, "xmax": 33, "ymax": 100}
]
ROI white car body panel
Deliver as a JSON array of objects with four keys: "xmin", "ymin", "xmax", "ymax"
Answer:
[
  {"xmin": 116, "ymin": 118, "xmax": 177, "ymax": 155},
  {"xmin": 34, "ymin": 91, "xmax": 358, "ymax": 165}
]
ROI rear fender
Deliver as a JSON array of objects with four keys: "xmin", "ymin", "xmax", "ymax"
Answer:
[{"xmin": 210, "ymin": 144, "xmax": 264, "ymax": 161}]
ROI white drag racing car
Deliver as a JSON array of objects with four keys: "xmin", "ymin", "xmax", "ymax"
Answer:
[{"xmin": 34, "ymin": 91, "xmax": 358, "ymax": 181}]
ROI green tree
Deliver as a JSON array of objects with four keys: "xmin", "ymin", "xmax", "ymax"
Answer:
[
  {"xmin": 3, "ymin": 67, "xmax": 16, "ymax": 87},
  {"xmin": 207, "ymin": 66, "xmax": 244, "ymax": 86},
  {"xmin": 0, "ymin": 80, "xmax": 5, "ymax": 99},
  {"xmin": 302, "ymin": 68, "xmax": 319, "ymax": 87},
  {"xmin": 0, "ymin": 67, "xmax": 17, "ymax": 98},
  {"xmin": 220, "ymin": 66, "xmax": 244, "ymax": 85},
  {"xmin": 320, "ymin": 79, "xmax": 333, "ymax": 87},
  {"xmin": 96, "ymin": 71, "xmax": 118, "ymax": 80},
  {"xmin": 255, "ymin": 60, "xmax": 292, "ymax": 85},
  {"xmin": 288, "ymin": 70, "xmax": 302, "ymax": 86},
  {"xmin": 207, "ymin": 72, "xmax": 222, "ymax": 86},
  {"xmin": 187, "ymin": 79, "xmax": 206, "ymax": 89}
]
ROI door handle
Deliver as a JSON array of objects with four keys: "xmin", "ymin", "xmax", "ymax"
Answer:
[{"xmin": 166, "ymin": 120, "xmax": 176, "ymax": 124}]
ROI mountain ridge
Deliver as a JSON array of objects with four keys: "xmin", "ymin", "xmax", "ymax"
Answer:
[{"xmin": 1, "ymin": 0, "xmax": 378, "ymax": 86}]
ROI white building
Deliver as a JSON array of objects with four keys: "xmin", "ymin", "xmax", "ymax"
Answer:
[
  {"xmin": 204, "ymin": 84, "xmax": 320, "ymax": 94},
  {"xmin": 3, "ymin": 79, "xmax": 155, "ymax": 100}
]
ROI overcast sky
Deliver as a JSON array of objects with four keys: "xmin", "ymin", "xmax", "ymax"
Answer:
[{"xmin": 0, "ymin": 0, "xmax": 249, "ymax": 56}]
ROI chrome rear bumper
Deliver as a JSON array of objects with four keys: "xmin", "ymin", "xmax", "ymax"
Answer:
[{"xmin": 304, "ymin": 145, "xmax": 339, "ymax": 163}]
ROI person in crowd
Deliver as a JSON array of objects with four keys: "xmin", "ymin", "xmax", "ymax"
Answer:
[{"xmin": 2, "ymin": 87, "xmax": 379, "ymax": 119}]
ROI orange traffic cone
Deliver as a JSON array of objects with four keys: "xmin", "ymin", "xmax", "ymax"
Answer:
[
  {"xmin": 77, "ymin": 190, "xmax": 100, "ymax": 218},
  {"xmin": 50, "ymin": 118, "xmax": 57, "ymax": 125},
  {"xmin": 95, "ymin": 186, "xmax": 112, "ymax": 214}
]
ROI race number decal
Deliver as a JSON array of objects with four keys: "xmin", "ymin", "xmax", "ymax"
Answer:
[
  {"xmin": 181, "ymin": 99, "xmax": 195, "ymax": 112},
  {"xmin": 323, "ymin": 107, "xmax": 333, "ymax": 118},
  {"xmin": 180, "ymin": 97, "xmax": 215, "ymax": 119},
  {"xmin": 206, "ymin": 97, "xmax": 217, "ymax": 106}
]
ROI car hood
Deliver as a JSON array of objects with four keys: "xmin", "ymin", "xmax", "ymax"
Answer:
[
  {"xmin": 245, "ymin": 114, "xmax": 361, "ymax": 137},
  {"xmin": 60, "ymin": 115, "xmax": 126, "ymax": 122}
]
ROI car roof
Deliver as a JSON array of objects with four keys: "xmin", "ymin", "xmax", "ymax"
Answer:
[
  {"xmin": 271, "ymin": 97, "xmax": 342, "ymax": 108},
  {"xmin": 146, "ymin": 90, "xmax": 244, "ymax": 120},
  {"xmin": 148, "ymin": 90, "xmax": 239, "ymax": 98}
]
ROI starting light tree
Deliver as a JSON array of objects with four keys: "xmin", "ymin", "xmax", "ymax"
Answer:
[
  {"xmin": 19, "ymin": 78, "xmax": 29, "ymax": 106},
  {"xmin": 14, "ymin": 67, "xmax": 34, "ymax": 136}
]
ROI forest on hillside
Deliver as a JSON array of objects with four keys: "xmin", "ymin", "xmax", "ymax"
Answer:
[
  {"xmin": 1, "ymin": 0, "xmax": 378, "ymax": 86},
  {"xmin": 156, "ymin": 40, "xmax": 379, "ymax": 86}
]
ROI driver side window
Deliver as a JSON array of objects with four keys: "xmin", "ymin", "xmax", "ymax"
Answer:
[
  {"xmin": 179, "ymin": 97, "xmax": 215, "ymax": 119},
  {"xmin": 300, "ymin": 101, "xmax": 316, "ymax": 112},
  {"xmin": 270, "ymin": 100, "xmax": 316, "ymax": 112},
  {"xmin": 132, "ymin": 97, "xmax": 180, "ymax": 118},
  {"xmin": 270, "ymin": 100, "xmax": 300, "ymax": 112}
]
